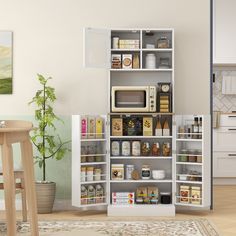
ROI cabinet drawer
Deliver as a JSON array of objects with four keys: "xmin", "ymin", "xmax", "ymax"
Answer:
[
  {"xmin": 213, "ymin": 127, "xmax": 236, "ymax": 151},
  {"xmin": 213, "ymin": 152, "xmax": 236, "ymax": 177},
  {"xmin": 220, "ymin": 114, "xmax": 236, "ymax": 127}
]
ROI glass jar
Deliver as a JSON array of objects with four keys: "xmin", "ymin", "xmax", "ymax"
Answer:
[
  {"xmin": 94, "ymin": 168, "xmax": 102, "ymax": 181},
  {"xmin": 122, "ymin": 141, "xmax": 131, "ymax": 156},
  {"xmin": 157, "ymin": 36, "xmax": 169, "ymax": 48},
  {"xmin": 152, "ymin": 142, "xmax": 160, "ymax": 156},
  {"xmin": 132, "ymin": 141, "xmax": 141, "ymax": 156},
  {"xmin": 162, "ymin": 142, "xmax": 171, "ymax": 156},
  {"xmin": 81, "ymin": 167, "xmax": 86, "ymax": 182},
  {"xmin": 142, "ymin": 165, "xmax": 151, "ymax": 179},
  {"xmin": 86, "ymin": 167, "xmax": 94, "ymax": 182},
  {"xmin": 141, "ymin": 142, "xmax": 151, "ymax": 156},
  {"xmin": 111, "ymin": 141, "xmax": 120, "ymax": 156},
  {"xmin": 87, "ymin": 146, "xmax": 95, "ymax": 162},
  {"xmin": 145, "ymin": 53, "xmax": 156, "ymax": 69}
]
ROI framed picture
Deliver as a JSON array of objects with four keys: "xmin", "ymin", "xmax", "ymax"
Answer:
[{"xmin": 0, "ymin": 31, "xmax": 12, "ymax": 94}]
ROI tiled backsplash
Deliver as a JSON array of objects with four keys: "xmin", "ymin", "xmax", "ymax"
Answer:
[{"xmin": 213, "ymin": 69, "xmax": 236, "ymax": 112}]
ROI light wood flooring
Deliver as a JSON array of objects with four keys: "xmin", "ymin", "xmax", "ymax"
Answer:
[{"xmin": 0, "ymin": 185, "xmax": 235, "ymax": 236}]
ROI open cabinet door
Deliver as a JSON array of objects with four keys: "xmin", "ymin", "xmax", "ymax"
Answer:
[
  {"xmin": 72, "ymin": 115, "xmax": 109, "ymax": 208},
  {"xmin": 84, "ymin": 28, "xmax": 111, "ymax": 68},
  {"xmin": 174, "ymin": 115, "xmax": 211, "ymax": 209}
]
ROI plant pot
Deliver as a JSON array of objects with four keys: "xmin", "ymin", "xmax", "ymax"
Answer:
[{"xmin": 35, "ymin": 182, "xmax": 56, "ymax": 214}]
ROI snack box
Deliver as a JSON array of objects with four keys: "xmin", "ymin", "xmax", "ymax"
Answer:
[
  {"xmin": 112, "ymin": 198, "xmax": 134, "ymax": 205},
  {"xmin": 81, "ymin": 116, "xmax": 87, "ymax": 139},
  {"xmin": 87, "ymin": 116, "xmax": 96, "ymax": 139},
  {"xmin": 111, "ymin": 118, "xmax": 123, "ymax": 136},
  {"xmin": 143, "ymin": 117, "xmax": 153, "ymax": 136},
  {"xmin": 112, "ymin": 192, "xmax": 135, "ymax": 199},
  {"xmin": 96, "ymin": 117, "xmax": 103, "ymax": 138},
  {"xmin": 122, "ymin": 54, "xmax": 132, "ymax": 69},
  {"xmin": 136, "ymin": 187, "xmax": 148, "ymax": 198}
]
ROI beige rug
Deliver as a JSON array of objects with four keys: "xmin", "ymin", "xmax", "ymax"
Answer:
[{"xmin": 0, "ymin": 219, "xmax": 219, "ymax": 236}]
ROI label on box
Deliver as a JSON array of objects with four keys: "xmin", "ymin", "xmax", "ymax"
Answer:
[
  {"xmin": 112, "ymin": 118, "xmax": 123, "ymax": 136},
  {"xmin": 112, "ymin": 192, "xmax": 135, "ymax": 198},
  {"xmin": 96, "ymin": 117, "xmax": 103, "ymax": 138},
  {"xmin": 122, "ymin": 54, "xmax": 132, "ymax": 69},
  {"xmin": 112, "ymin": 198, "xmax": 134, "ymax": 205},
  {"xmin": 81, "ymin": 116, "xmax": 87, "ymax": 139},
  {"xmin": 143, "ymin": 117, "xmax": 153, "ymax": 136}
]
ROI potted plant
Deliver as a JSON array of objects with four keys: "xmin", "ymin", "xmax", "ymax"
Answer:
[{"xmin": 29, "ymin": 74, "xmax": 70, "ymax": 213}]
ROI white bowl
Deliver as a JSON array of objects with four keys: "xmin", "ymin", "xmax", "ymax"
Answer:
[{"xmin": 152, "ymin": 170, "xmax": 165, "ymax": 180}]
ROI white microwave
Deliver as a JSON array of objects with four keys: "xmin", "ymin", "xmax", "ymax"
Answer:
[{"xmin": 111, "ymin": 86, "xmax": 156, "ymax": 112}]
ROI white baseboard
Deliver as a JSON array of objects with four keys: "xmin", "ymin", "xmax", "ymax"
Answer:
[{"xmin": 213, "ymin": 177, "xmax": 236, "ymax": 185}]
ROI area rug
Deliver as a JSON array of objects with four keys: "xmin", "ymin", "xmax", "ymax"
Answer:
[{"xmin": 0, "ymin": 219, "xmax": 219, "ymax": 236}]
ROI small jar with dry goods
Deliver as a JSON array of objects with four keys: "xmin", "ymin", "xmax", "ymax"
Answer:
[{"xmin": 141, "ymin": 142, "xmax": 151, "ymax": 156}]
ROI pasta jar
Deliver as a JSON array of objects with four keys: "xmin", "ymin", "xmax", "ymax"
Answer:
[
  {"xmin": 94, "ymin": 168, "xmax": 102, "ymax": 181},
  {"xmin": 142, "ymin": 165, "xmax": 151, "ymax": 179},
  {"xmin": 122, "ymin": 141, "xmax": 131, "ymax": 156},
  {"xmin": 86, "ymin": 167, "xmax": 94, "ymax": 182},
  {"xmin": 132, "ymin": 141, "xmax": 141, "ymax": 156}
]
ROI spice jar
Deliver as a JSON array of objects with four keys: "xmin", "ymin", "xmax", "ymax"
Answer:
[
  {"xmin": 152, "ymin": 142, "xmax": 160, "ymax": 156},
  {"xmin": 81, "ymin": 167, "xmax": 86, "ymax": 182},
  {"xmin": 122, "ymin": 141, "xmax": 131, "ymax": 156},
  {"xmin": 142, "ymin": 165, "xmax": 151, "ymax": 179},
  {"xmin": 162, "ymin": 142, "xmax": 171, "ymax": 156},
  {"xmin": 132, "ymin": 141, "xmax": 141, "ymax": 156},
  {"xmin": 94, "ymin": 168, "xmax": 102, "ymax": 181},
  {"xmin": 141, "ymin": 142, "xmax": 151, "ymax": 156},
  {"xmin": 145, "ymin": 53, "xmax": 156, "ymax": 69},
  {"xmin": 86, "ymin": 167, "xmax": 94, "ymax": 182},
  {"xmin": 126, "ymin": 165, "xmax": 135, "ymax": 180}
]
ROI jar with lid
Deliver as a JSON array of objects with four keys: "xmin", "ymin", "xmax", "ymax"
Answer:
[
  {"xmin": 162, "ymin": 142, "xmax": 171, "ymax": 156},
  {"xmin": 152, "ymin": 142, "xmax": 160, "ymax": 156},
  {"xmin": 145, "ymin": 53, "xmax": 156, "ymax": 69},
  {"xmin": 111, "ymin": 141, "xmax": 120, "ymax": 156},
  {"xmin": 157, "ymin": 36, "xmax": 169, "ymax": 48},
  {"xmin": 94, "ymin": 168, "xmax": 102, "ymax": 181},
  {"xmin": 141, "ymin": 142, "xmax": 151, "ymax": 156},
  {"xmin": 132, "ymin": 141, "xmax": 141, "ymax": 156},
  {"xmin": 86, "ymin": 167, "xmax": 94, "ymax": 182},
  {"xmin": 122, "ymin": 141, "xmax": 131, "ymax": 156},
  {"xmin": 81, "ymin": 167, "xmax": 86, "ymax": 182},
  {"xmin": 159, "ymin": 57, "xmax": 170, "ymax": 69},
  {"xmin": 112, "ymin": 37, "xmax": 119, "ymax": 49},
  {"xmin": 142, "ymin": 165, "xmax": 151, "ymax": 179},
  {"xmin": 126, "ymin": 165, "xmax": 135, "ymax": 180}
]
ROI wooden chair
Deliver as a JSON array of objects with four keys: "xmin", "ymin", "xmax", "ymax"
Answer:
[{"xmin": 0, "ymin": 169, "xmax": 27, "ymax": 222}]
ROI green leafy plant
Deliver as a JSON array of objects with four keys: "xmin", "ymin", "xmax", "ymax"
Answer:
[{"xmin": 29, "ymin": 74, "xmax": 70, "ymax": 182}]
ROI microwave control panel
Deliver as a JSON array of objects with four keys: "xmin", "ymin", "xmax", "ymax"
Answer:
[{"xmin": 149, "ymin": 86, "xmax": 157, "ymax": 112}]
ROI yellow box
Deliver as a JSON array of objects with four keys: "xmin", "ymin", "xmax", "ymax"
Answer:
[
  {"xmin": 96, "ymin": 117, "xmax": 103, "ymax": 138},
  {"xmin": 143, "ymin": 117, "xmax": 153, "ymax": 136}
]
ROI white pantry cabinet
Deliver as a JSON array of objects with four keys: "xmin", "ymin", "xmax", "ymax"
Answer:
[
  {"xmin": 213, "ymin": 0, "xmax": 236, "ymax": 64},
  {"xmin": 72, "ymin": 28, "xmax": 212, "ymax": 216}
]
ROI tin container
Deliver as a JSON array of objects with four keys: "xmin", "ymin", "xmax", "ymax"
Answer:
[
  {"xmin": 126, "ymin": 165, "xmax": 135, "ymax": 180},
  {"xmin": 122, "ymin": 141, "xmax": 131, "ymax": 156},
  {"xmin": 132, "ymin": 141, "xmax": 141, "ymax": 156},
  {"xmin": 111, "ymin": 141, "xmax": 120, "ymax": 156}
]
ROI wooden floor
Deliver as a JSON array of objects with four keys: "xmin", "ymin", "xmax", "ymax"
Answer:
[{"xmin": 0, "ymin": 186, "xmax": 235, "ymax": 235}]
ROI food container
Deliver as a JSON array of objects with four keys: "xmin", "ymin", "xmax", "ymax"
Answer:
[
  {"xmin": 152, "ymin": 142, "xmax": 160, "ymax": 156},
  {"xmin": 133, "ymin": 54, "xmax": 140, "ymax": 69},
  {"xmin": 143, "ymin": 117, "xmax": 153, "ymax": 136},
  {"xmin": 94, "ymin": 168, "xmax": 102, "ymax": 181},
  {"xmin": 179, "ymin": 154, "xmax": 188, "ymax": 162},
  {"xmin": 132, "ymin": 141, "xmax": 141, "ymax": 156},
  {"xmin": 95, "ymin": 117, "xmax": 103, "ymax": 138},
  {"xmin": 112, "ymin": 118, "xmax": 123, "ymax": 136},
  {"xmin": 81, "ymin": 186, "xmax": 88, "ymax": 205},
  {"xmin": 162, "ymin": 142, "xmax": 171, "ymax": 156},
  {"xmin": 111, "ymin": 164, "xmax": 124, "ymax": 180},
  {"xmin": 180, "ymin": 185, "xmax": 190, "ymax": 203},
  {"xmin": 87, "ymin": 146, "xmax": 95, "ymax": 162},
  {"xmin": 152, "ymin": 170, "xmax": 165, "ymax": 180},
  {"xmin": 87, "ymin": 185, "xmax": 96, "ymax": 204},
  {"xmin": 122, "ymin": 54, "xmax": 132, "ymax": 69},
  {"xmin": 141, "ymin": 142, "xmax": 151, "ymax": 156},
  {"xmin": 188, "ymin": 155, "xmax": 197, "ymax": 162},
  {"xmin": 126, "ymin": 165, "xmax": 135, "ymax": 180},
  {"xmin": 111, "ymin": 141, "xmax": 120, "ymax": 156},
  {"xmin": 145, "ymin": 53, "xmax": 156, "ymax": 69},
  {"xmin": 141, "ymin": 165, "xmax": 151, "ymax": 179},
  {"xmin": 197, "ymin": 156, "xmax": 202, "ymax": 163},
  {"xmin": 122, "ymin": 141, "xmax": 131, "ymax": 156},
  {"xmin": 178, "ymin": 126, "xmax": 185, "ymax": 139},
  {"xmin": 111, "ymin": 54, "xmax": 122, "ymax": 69},
  {"xmin": 81, "ymin": 167, "xmax": 86, "ymax": 182},
  {"xmin": 112, "ymin": 198, "xmax": 134, "ymax": 205},
  {"xmin": 81, "ymin": 116, "xmax": 87, "ymax": 139},
  {"xmin": 112, "ymin": 192, "xmax": 135, "ymax": 198},
  {"xmin": 146, "ymin": 43, "xmax": 155, "ymax": 49},
  {"xmin": 191, "ymin": 186, "xmax": 201, "ymax": 205},
  {"xmin": 81, "ymin": 146, "xmax": 87, "ymax": 163},
  {"xmin": 157, "ymin": 36, "xmax": 169, "ymax": 48},
  {"xmin": 178, "ymin": 174, "xmax": 188, "ymax": 181},
  {"xmin": 160, "ymin": 192, "xmax": 171, "ymax": 204},
  {"xmin": 87, "ymin": 117, "xmax": 96, "ymax": 139},
  {"xmin": 86, "ymin": 167, "xmax": 94, "ymax": 182},
  {"xmin": 95, "ymin": 184, "xmax": 104, "ymax": 203},
  {"xmin": 159, "ymin": 57, "xmax": 170, "ymax": 69},
  {"xmin": 112, "ymin": 37, "xmax": 119, "ymax": 49}
]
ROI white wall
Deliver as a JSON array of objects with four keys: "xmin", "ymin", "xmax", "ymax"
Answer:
[{"xmin": 0, "ymin": 0, "xmax": 210, "ymax": 115}]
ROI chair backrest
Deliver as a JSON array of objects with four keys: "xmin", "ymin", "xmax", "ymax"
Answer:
[{"xmin": 0, "ymin": 120, "xmax": 33, "ymax": 132}]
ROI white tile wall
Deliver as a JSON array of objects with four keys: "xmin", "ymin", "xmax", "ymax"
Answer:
[{"xmin": 213, "ymin": 69, "xmax": 236, "ymax": 112}]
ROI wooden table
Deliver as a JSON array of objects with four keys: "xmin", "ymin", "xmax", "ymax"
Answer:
[{"xmin": 0, "ymin": 120, "xmax": 38, "ymax": 236}]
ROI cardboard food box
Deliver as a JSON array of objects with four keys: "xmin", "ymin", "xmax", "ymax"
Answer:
[
  {"xmin": 112, "ymin": 198, "xmax": 134, "ymax": 205},
  {"xmin": 122, "ymin": 54, "xmax": 133, "ymax": 69},
  {"xmin": 111, "ymin": 164, "xmax": 124, "ymax": 180},
  {"xmin": 81, "ymin": 116, "xmax": 87, "ymax": 139},
  {"xmin": 136, "ymin": 187, "xmax": 148, "ymax": 198},
  {"xmin": 148, "ymin": 186, "xmax": 159, "ymax": 199},
  {"xmin": 87, "ymin": 116, "xmax": 96, "ymax": 139},
  {"xmin": 143, "ymin": 117, "xmax": 153, "ymax": 136},
  {"xmin": 112, "ymin": 118, "xmax": 123, "ymax": 136},
  {"xmin": 111, "ymin": 54, "xmax": 122, "ymax": 69},
  {"xmin": 95, "ymin": 117, "xmax": 103, "ymax": 139},
  {"xmin": 112, "ymin": 192, "xmax": 135, "ymax": 199}
]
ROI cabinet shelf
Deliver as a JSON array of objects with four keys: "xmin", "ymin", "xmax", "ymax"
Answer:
[
  {"xmin": 81, "ymin": 162, "xmax": 107, "ymax": 166},
  {"xmin": 110, "ymin": 69, "xmax": 172, "ymax": 72},
  {"xmin": 81, "ymin": 139, "xmax": 106, "ymax": 142},
  {"xmin": 111, "ymin": 49, "xmax": 140, "ymax": 51},
  {"xmin": 81, "ymin": 180, "xmax": 107, "ymax": 184},
  {"xmin": 81, "ymin": 154, "xmax": 106, "ymax": 157},
  {"xmin": 81, "ymin": 203, "xmax": 107, "ymax": 207},
  {"xmin": 142, "ymin": 48, "xmax": 172, "ymax": 52},
  {"xmin": 110, "ymin": 179, "xmax": 172, "ymax": 183},
  {"xmin": 175, "ymin": 180, "xmax": 202, "ymax": 184},
  {"xmin": 175, "ymin": 203, "xmax": 203, "ymax": 208},
  {"xmin": 110, "ymin": 156, "xmax": 172, "ymax": 160},
  {"xmin": 176, "ymin": 139, "xmax": 202, "ymax": 142},
  {"xmin": 110, "ymin": 136, "xmax": 172, "ymax": 139},
  {"xmin": 176, "ymin": 162, "xmax": 202, "ymax": 166},
  {"xmin": 109, "ymin": 112, "xmax": 174, "ymax": 116}
]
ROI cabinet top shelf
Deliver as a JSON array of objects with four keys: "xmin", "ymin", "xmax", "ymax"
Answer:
[{"xmin": 110, "ymin": 69, "xmax": 173, "ymax": 72}]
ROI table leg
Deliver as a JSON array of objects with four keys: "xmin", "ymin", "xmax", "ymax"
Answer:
[
  {"xmin": 1, "ymin": 143, "xmax": 17, "ymax": 236},
  {"xmin": 21, "ymin": 140, "xmax": 39, "ymax": 236}
]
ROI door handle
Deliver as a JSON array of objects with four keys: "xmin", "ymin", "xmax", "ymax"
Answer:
[
  {"xmin": 228, "ymin": 154, "xmax": 236, "ymax": 157},
  {"xmin": 228, "ymin": 128, "xmax": 236, "ymax": 131},
  {"xmin": 228, "ymin": 116, "xmax": 236, "ymax": 118}
]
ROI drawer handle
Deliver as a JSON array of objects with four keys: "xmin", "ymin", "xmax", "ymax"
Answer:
[
  {"xmin": 228, "ymin": 154, "xmax": 236, "ymax": 157},
  {"xmin": 228, "ymin": 128, "xmax": 236, "ymax": 131}
]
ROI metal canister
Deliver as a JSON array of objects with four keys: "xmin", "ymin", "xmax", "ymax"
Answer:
[
  {"xmin": 126, "ymin": 165, "xmax": 135, "ymax": 180},
  {"xmin": 132, "ymin": 141, "xmax": 141, "ymax": 156},
  {"xmin": 111, "ymin": 141, "xmax": 120, "ymax": 156},
  {"xmin": 122, "ymin": 141, "xmax": 131, "ymax": 156}
]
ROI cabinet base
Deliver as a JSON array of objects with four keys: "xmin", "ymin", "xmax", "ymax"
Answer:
[{"xmin": 107, "ymin": 204, "xmax": 175, "ymax": 216}]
